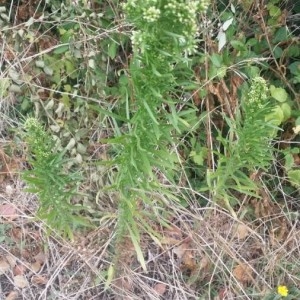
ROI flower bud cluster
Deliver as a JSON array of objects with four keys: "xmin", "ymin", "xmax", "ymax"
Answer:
[
  {"xmin": 246, "ymin": 77, "xmax": 269, "ymax": 117},
  {"xmin": 123, "ymin": 0, "xmax": 210, "ymax": 56},
  {"xmin": 248, "ymin": 77, "xmax": 268, "ymax": 106},
  {"xmin": 198, "ymin": 0, "xmax": 210, "ymax": 11},
  {"xmin": 24, "ymin": 118, "xmax": 53, "ymax": 159},
  {"xmin": 143, "ymin": 6, "xmax": 160, "ymax": 23}
]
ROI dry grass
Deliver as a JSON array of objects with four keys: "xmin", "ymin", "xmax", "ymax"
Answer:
[
  {"xmin": 1, "ymin": 174, "xmax": 300, "ymax": 299},
  {"xmin": 1, "ymin": 0, "xmax": 300, "ymax": 299}
]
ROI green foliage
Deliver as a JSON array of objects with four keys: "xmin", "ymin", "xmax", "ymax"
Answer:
[
  {"xmin": 207, "ymin": 77, "xmax": 277, "ymax": 213},
  {"xmin": 124, "ymin": 0, "xmax": 209, "ymax": 56},
  {"xmin": 9, "ymin": 0, "xmax": 298, "ymax": 243},
  {"xmin": 22, "ymin": 118, "xmax": 90, "ymax": 239},
  {"xmin": 102, "ymin": 0, "xmax": 211, "ymax": 263},
  {"xmin": 185, "ymin": 0, "xmax": 300, "ymax": 215},
  {"xmin": 2, "ymin": 0, "xmax": 300, "ymax": 297},
  {"xmin": 265, "ymin": 86, "xmax": 292, "ymax": 127}
]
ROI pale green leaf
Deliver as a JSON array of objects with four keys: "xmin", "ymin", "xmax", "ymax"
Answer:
[
  {"xmin": 25, "ymin": 17, "xmax": 35, "ymax": 27},
  {"xmin": 143, "ymin": 101, "xmax": 159, "ymax": 125},
  {"xmin": 104, "ymin": 264, "xmax": 115, "ymax": 290},
  {"xmin": 108, "ymin": 42, "xmax": 118, "ymax": 60},
  {"xmin": 127, "ymin": 225, "xmax": 147, "ymax": 271},
  {"xmin": 265, "ymin": 105, "xmax": 284, "ymax": 126},
  {"xmin": 43, "ymin": 66, "xmax": 53, "ymax": 76},
  {"xmin": 53, "ymin": 45, "xmax": 69, "ymax": 54},
  {"xmin": 288, "ymin": 170, "xmax": 300, "ymax": 188},
  {"xmin": 270, "ymin": 85, "xmax": 288, "ymax": 102},
  {"xmin": 35, "ymin": 60, "xmax": 45, "ymax": 68},
  {"xmin": 0, "ymin": 78, "xmax": 10, "ymax": 97},
  {"xmin": 280, "ymin": 102, "xmax": 291, "ymax": 121},
  {"xmin": 222, "ymin": 18, "xmax": 234, "ymax": 31},
  {"xmin": 217, "ymin": 30, "xmax": 226, "ymax": 52},
  {"xmin": 285, "ymin": 153, "xmax": 294, "ymax": 171},
  {"xmin": 8, "ymin": 84, "xmax": 21, "ymax": 93}
]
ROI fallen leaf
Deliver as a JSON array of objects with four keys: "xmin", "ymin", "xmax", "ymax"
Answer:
[
  {"xmin": 20, "ymin": 249, "xmax": 31, "ymax": 260},
  {"xmin": 5, "ymin": 255, "xmax": 16, "ymax": 268},
  {"xmin": 173, "ymin": 242, "xmax": 189, "ymax": 259},
  {"xmin": 31, "ymin": 261, "xmax": 42, "ymax": 273},
  {"xmin": 160, "ymin": 236, "xmax": 181, "ymax": 245},
  {"xmin": 217, "ymin": 287, "xmax": 235, "ymax": 299},
  {"xmin": 293, "ymin": 154, "xmax": 300, "ymax": 165},
  {"xmin": 218, "ymin": 288, "xmax": 227, "ymax": 300},
  {"xmin": 13, "ymin": 275, "xmax": 28, "ymax": 289},
  {"xmin": 11, "ymin": 227, "xmax": 23, "ymax": 241},
  {"xmin": 162, "ymin": 225, "xmax": 183, "ymax": 245},
  {"xmin": 5, "ymin": 185, "xmax": 14, "ymax": 196},
  {"xmin": 34, "ymin": 252, "xmax": 46, "ymax": 264},
  {"xmin": 181, "ymin": 249, "xmax": 196, "ymax": 271},
  {"xmin": 173, "ymin": 241, "xmax": 197, "ymax": 272},
  {"xmin": 113, "ymin": 277, "xmax": 132, "ymax": 291},
  {"xmin": 199, "ymin": 256, "xmax": 210, "ymax": 270},
  {"xmin": 0, "ymin": 259, "xmax": 10, "ymax": 275},
  {"xmin": 233, "ymin": 224, "xmax": 249, "ymax": 240},
  {"xmin": 13, "ymin": 264, "xmax": 26, "ymax": 276},
  {"xmin": 31, "ymin": 275, "xmax": 48, "ymax": 285},
  {"xmin": 5, "ymin": 291, "xmax": 19, "ymax": 300},
  {"xmin": 233, "ymin": 263, "xmax": 253, "ymax": 284},
  {"xmin": 153, "ymin": 283, "xmax": 167, "ymax": 295},
  {"xmin": 0, "ymin": 203, "xmax": 18, "ymax": 221}
]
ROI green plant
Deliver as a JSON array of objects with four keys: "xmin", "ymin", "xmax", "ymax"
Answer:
[
  {"xmin": 100, "ymin": 0, "xmax": 210, "ymax": 269},
  {"xmin": 22, "ymin": 118, "xmax": 90, "ymax": 239},
  {"xmin": 206, "ymin": 77, "xmax": 277, "ymax": 215}
]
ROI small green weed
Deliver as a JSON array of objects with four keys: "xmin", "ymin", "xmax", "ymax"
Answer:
[
  {"xmin": 206, "ymin": 77, "xmax": 277, "ymax": 215},
  {"xmin": 22, "ymin": 118, "xmax": 90, "ymax": 240}
]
